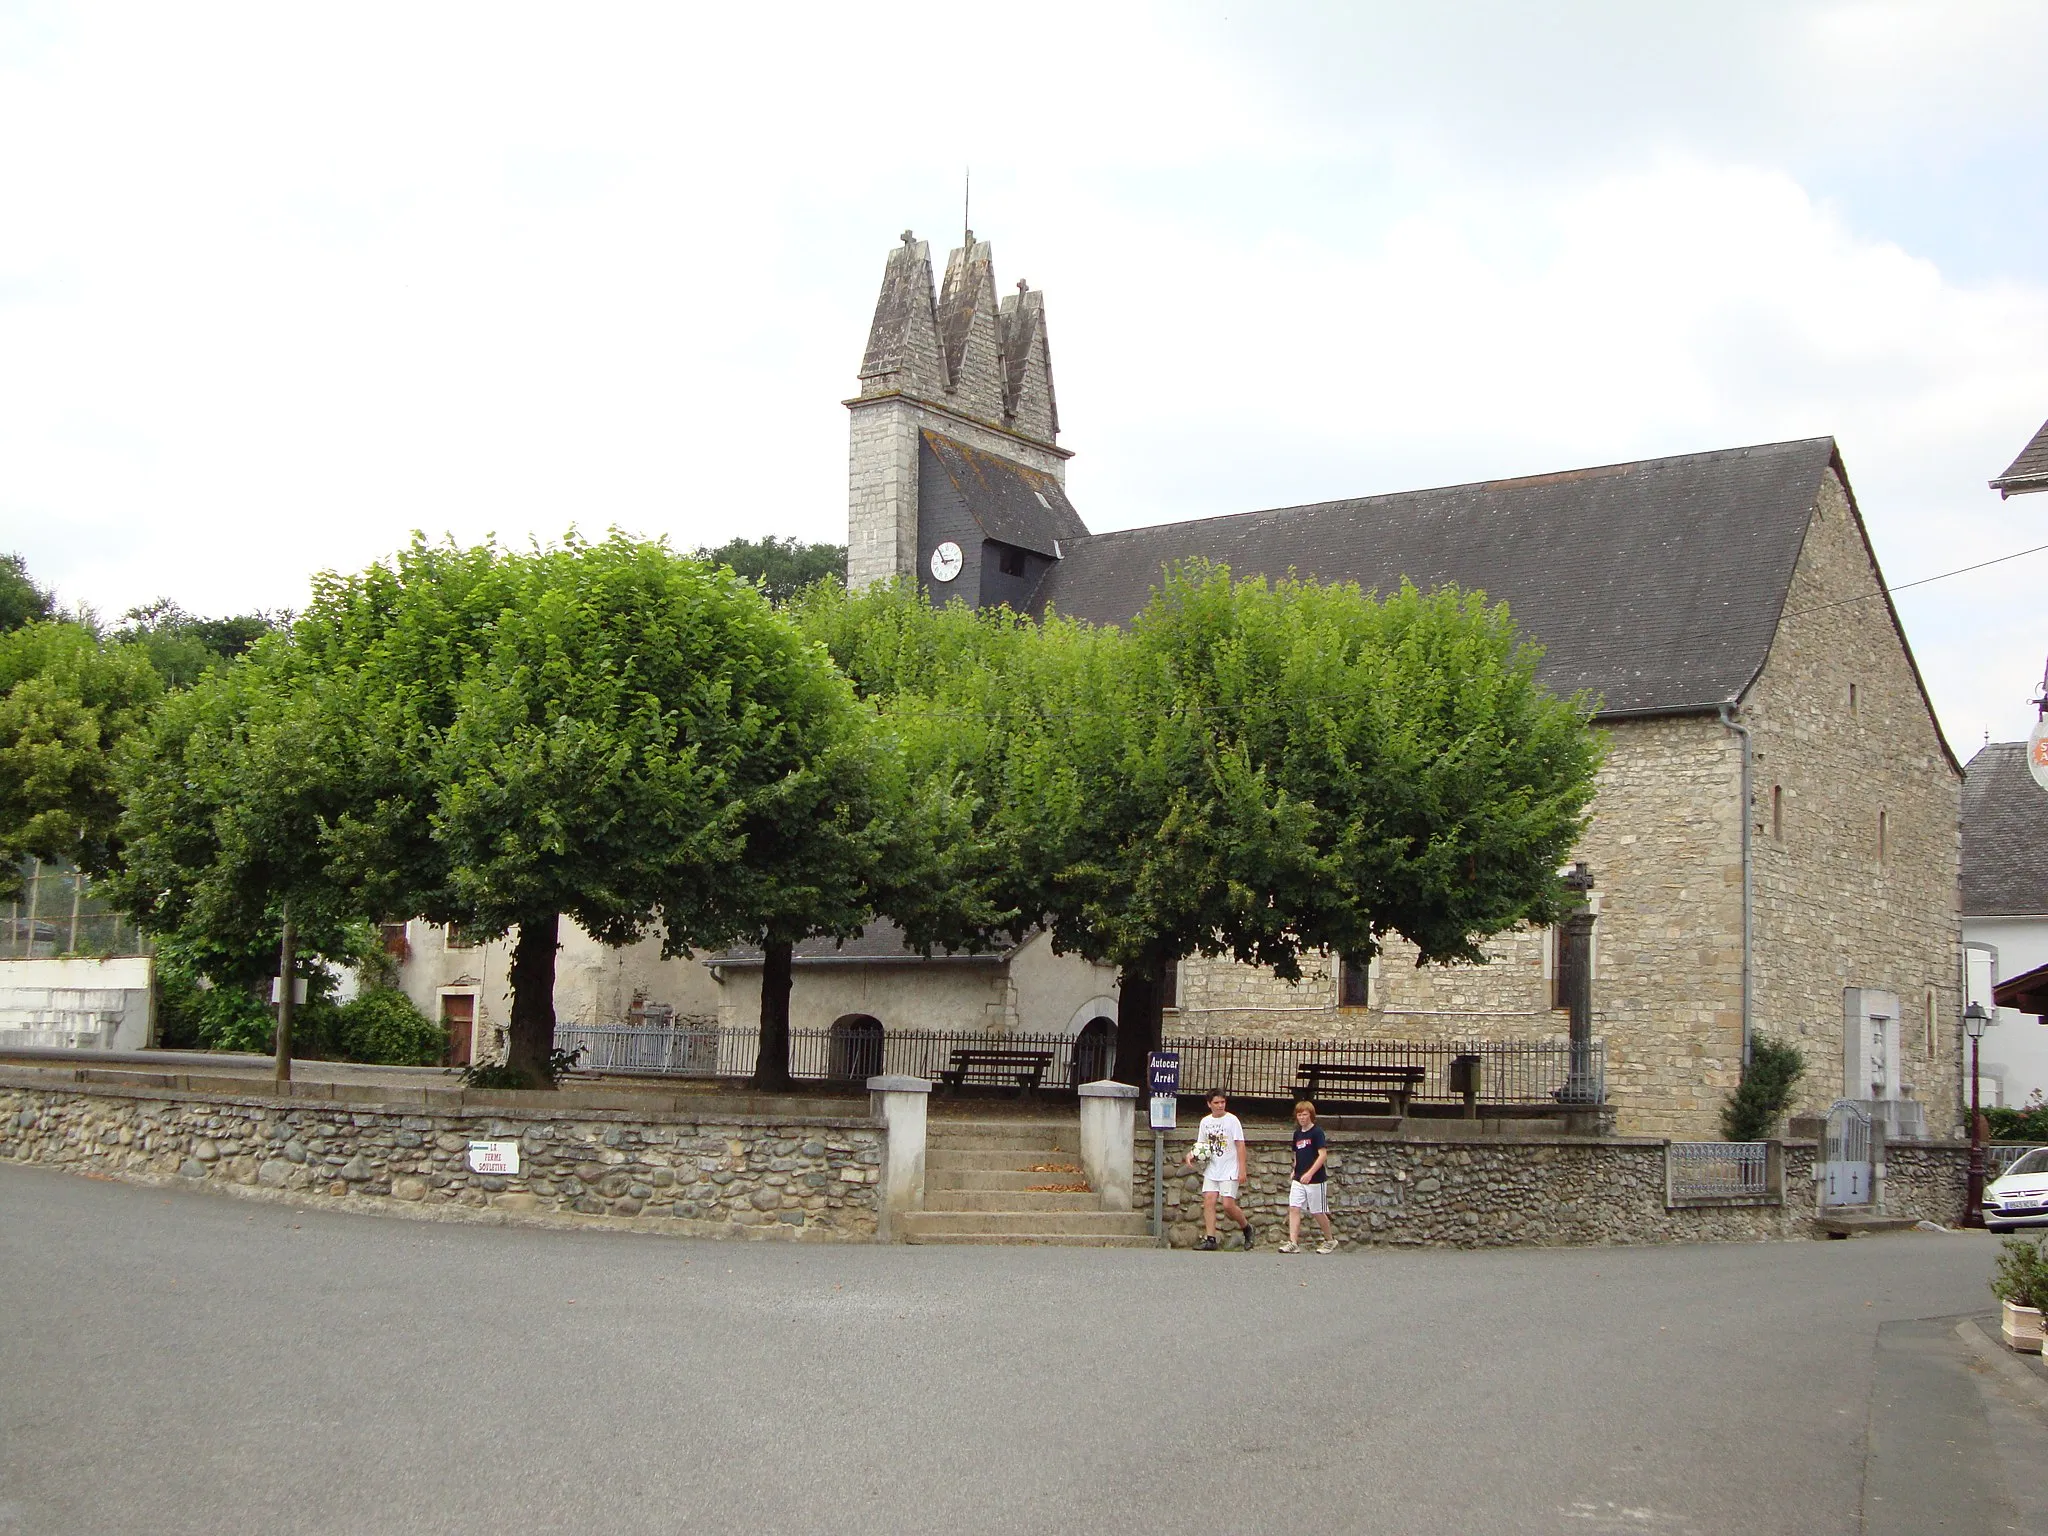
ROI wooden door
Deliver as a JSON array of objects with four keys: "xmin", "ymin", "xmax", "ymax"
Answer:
[{"xmin": 441, "ymin": 994, "xmax": 475, "ymax": 1067}]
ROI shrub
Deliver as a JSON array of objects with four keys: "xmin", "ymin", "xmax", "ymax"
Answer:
[
  {"xmin": 1721, "ymin": 1034, "xmax": 1805, "ymax": 1141},
  {"xmin": 1987, "ymin": 1092, "xmax": 2048, "ymax": 1145},
  {"xmin": 336, "ymin": 988, "xmax": 445, "ymax": 1066},
  {"xmin": 1990, "ymin": 1235, "xmax": 2048, "ymax": 1311}
]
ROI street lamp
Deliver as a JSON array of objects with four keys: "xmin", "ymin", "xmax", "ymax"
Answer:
[{"xmin": 1964, "ymin": 1001, "xmax": 1993, "ymax": 1228}]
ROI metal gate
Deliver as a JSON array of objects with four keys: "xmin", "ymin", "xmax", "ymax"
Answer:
[{"xmin": 1821, "ymin": 1099, "xmax": 1873, "ymax": 1207}]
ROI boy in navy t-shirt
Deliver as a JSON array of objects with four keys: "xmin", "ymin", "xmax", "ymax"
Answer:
[{"xmin": 1279, "ymin": 1101, "xmax": 1339, "ymax": 1254}]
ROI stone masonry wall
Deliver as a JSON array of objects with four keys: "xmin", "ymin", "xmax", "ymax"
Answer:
[
  {"xmin": 0, "ymin": 1073, "xmax": 884, "ymax": 1240},
  {"xmin": 1742, "ymin": 467, "xmax": 1964, "ymax": 1132},
  {"xmin": 1135, "ymin": 1127, "xmax": 1970, "ymax": 1248},
  {"xmin": 1177, "ymin": 713, "xmax": 1747, "ymax": 1138}
]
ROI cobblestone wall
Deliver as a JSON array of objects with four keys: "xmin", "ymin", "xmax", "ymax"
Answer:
[
  {"xmin": 0, "ymin": 1074, "xmax": 884, "ymax": 1240},
  {"xmin": 1134, "ymin": 1129, "xmax": 1971, "ymax": 1248}
]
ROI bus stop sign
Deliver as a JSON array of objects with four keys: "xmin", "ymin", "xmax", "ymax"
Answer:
[{"xmin": 1147, "ymin": 1051, "xmax": 1179, "ymax": 1130}]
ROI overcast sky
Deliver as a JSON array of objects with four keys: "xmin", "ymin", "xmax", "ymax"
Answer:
[{"xmin": 3, "ymin": 2, "xmax": 2046, "ymax": 753}]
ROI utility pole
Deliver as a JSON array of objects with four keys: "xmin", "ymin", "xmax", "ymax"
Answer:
[{"xmin": 275, "ymin": 903, "xmax": 296, "ymax": 1084}]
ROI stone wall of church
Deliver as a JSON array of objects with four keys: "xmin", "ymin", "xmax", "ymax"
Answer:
[
  {"xmin": 1742, "ymin": 469, "xmax": 1964, "ymax": 1134},
  {"xmin": 1168, "ymin": 472, "xmax": 1964, "ymax": 1141},
  {"xmin": 1176, "ymin": 713, "xmax": 1749, "ymax": 1139}
]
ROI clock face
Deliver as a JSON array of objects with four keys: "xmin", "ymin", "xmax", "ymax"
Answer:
[{"xmin": 929, "ymin": 541, "xmax": 963, "ymax": 583}]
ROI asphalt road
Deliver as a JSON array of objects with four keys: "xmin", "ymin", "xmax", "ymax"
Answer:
[{"xmin": 0, "ymin": 1164, "xmax": 2039, "ymax": 1536}]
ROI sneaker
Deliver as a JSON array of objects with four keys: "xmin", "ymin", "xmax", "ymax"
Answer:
[
  {"xmin": 1278, "ymin": 1240, "xmax": 1301, "ymax": 1253},
  {"xmin": 1316, "ymin": 1237, "xmax": 1340, "ymax": 1254},
  {"xmin": 1195, "ymin": 1235, "xmax": 1219, "ymax": 1251},
  {"xmin": 1239, "ymin": 1225, "xmax": 1255, "ymax": 1249}
]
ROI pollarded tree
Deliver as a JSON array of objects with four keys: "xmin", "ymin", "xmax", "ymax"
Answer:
[
  {"xmin": 110, "ymin": 639, "xmax": 368, "ymax": 1068},
  {"xmin": 299, "ymin": 533, "xmax": 917, "ymax": 1087},
  {"xmin": 1006, "ymin": 563, "xmax": 1603, "ymax": 1082}
]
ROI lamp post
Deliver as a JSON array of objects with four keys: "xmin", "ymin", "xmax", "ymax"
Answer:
[
  {"xmin": 1964, "ymin": 1001, "xmax": 1992, "ymax": 1228},
  {"xmin": 1558, "ymin": 863, "xmax": 1600, "ymax": 1104}
]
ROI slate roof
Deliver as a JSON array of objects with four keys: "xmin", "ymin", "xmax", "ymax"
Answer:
[
  {"xmin": 924, "ymin": 431, "xmax": 1089, "ymax": 559},
  {"xmin": 1992, "ymin": 417, "xmax": 2048, "ymax": 497},
  {"xmin": 1030, "ymin": 437, "xmax": 1843, "ymax": 718},
  {"xmin": 709, "ymin": 918, "xmax": 1011, "ymax": 968},
  {"xmin": 1962, "ymin": 741, "xmax": 2048, "ymax": 915}
]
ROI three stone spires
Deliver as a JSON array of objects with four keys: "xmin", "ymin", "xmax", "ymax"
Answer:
[{"xmin": 857, "ymin": 230, "xmax": 1061, "ymax": 450}]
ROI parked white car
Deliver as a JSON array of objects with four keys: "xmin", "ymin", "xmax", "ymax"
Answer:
[{"xmin": 1984, "ymin": 1147, "xmax": 2048, "ymax": 1233}]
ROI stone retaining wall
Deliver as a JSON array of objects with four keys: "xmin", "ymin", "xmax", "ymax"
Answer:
[
  {"xmin": 1134, "ymin": 1130, "xmax": 1972, "ymax": 1248},
  {"xmin": 0, "ymin": 1071, "xmax": 885, "ymax": 1240}
]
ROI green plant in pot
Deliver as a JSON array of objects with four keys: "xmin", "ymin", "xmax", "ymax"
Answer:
[{"xmin": 1990, "ymin": 1234, "xmax": 2048, "ymax": 1352}]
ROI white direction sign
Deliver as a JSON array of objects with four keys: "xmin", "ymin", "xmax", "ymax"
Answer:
[{"xmin": 2030, "ymin": 716, "xmax": 2048, "ymax": 793}]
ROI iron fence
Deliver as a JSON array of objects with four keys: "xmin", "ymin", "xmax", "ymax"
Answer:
[
  {"xmin": 1666, "ymin": 1141, "xmax": 1774, "ymax": 1203},
  {"xmin": 1163, "ymin": 1035, "xmax": 1601, "ymax": 1105},
  {"xmin": 551, "ymin": 1022, "xmax": 1602, "ymax": 1105},
  {"xmin": 2, "ymin": 860, "xmax": 150, "ymax": 959}
]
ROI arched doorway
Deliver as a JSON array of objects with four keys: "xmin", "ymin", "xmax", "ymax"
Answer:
[
  {"xmin": 828, "ymin": 1014, "xmax": 885, "ymax": 1082},
  {"xmin": 1073, "ymin": 1016, "xmax": 1117, "ymax": 1087}
]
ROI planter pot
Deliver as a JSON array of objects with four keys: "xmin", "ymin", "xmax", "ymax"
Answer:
[{"xmin": 2000, "ymin": 1300, "xmax": 2044, "ymax": 1353}]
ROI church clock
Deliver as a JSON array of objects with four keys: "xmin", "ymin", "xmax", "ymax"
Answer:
[{"xmin": 929, "ymin": 541, "xmax": 963, "ymax": 583}]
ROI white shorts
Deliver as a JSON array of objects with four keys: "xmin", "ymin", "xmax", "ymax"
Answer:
[
  {"xmin": 1288, "ymin": 1180, "xmax": 1329, "ymax": 1215},
  {"xmin": 1201, "ymin": 1174, "xmax": 1240, "ymax": 1198}
]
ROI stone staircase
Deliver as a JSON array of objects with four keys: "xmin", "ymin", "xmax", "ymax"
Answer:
[{"xmin": 902, "ymin": 1118, "xmax": 1157, "ymax": 1246}]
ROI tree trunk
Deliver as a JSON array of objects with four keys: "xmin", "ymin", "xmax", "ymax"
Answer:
[
  {"xmin": 751, "ymin": 938, "xmax": 795, "ymax": 1092},
  {"xmin": 505, "ymin": 912, "xmax": 560, "ymax": 1087},
  {"xmin": 1113, "ymin": 956, "xmax": 1167, "ymax": 1087}
]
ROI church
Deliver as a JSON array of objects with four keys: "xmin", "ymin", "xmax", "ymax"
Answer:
[{"xmin": 395, "ymin": 229, "xmax": 1966, "ymax": 1141}]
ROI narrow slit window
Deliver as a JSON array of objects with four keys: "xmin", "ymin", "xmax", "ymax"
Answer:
[
  {"xmin": 1771, "ymin": 785, "xmax": 1783, "ymax": 844},
  {"xmin": 1849, "ymin": 683, "xmax": 1859, "ymax": 716},
  {"xmin": 1877, "ymin": 808, "xmax": 1887, "ymax": 865},
  {"xmin": 1925, "ymin": 986, "xmax": 1937, "ymax": 1057},
  {"xmin": 1338, "ymin": 954, "xmax": 1371, "ymax": 1008},
  {"xmin": 1159, "ymin": 962, "xmax": 1178, "ymax": 1012}
]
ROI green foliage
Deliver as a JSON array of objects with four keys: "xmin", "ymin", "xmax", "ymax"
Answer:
[
  {"xmin": 1721, "ymin": 1034, "xmax": 1806, "ymax": 1140},
  {"xmin": 796, "ymin": 564, "xmax": 1605, "ymax": 1077},
  {"xmin": 1987, "ymin": 1092, "xmax": 2048, "ymax": 1145},
  {"xmin": 109, "ymin": 640, "xmax": 355, "ymax": 966},
  {"xmin": 695, "ymin": 536, "xmax": 845, "ymax": 604},
  {"xmin": 336, "ymin": 988, "xmax": 444, "ymax": 1066},
  {"xmin": 0, "ymin": 621, "xmax": 164, "ymax": 894},
  {"xmin": 0, "ymin": 554, "xmax": 55, "ymax": 633},
  {"xmin": 1990, "ymin": 1234, "xmax": 2048, "ymax": 1311},
  {"xmin": 111, "ymin": 599, "xmax": 278, "ymax": 690}
]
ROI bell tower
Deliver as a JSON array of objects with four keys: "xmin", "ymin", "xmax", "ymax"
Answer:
[{"xmin": 846, "ymin": 230, "xmax": 1073, "ymax": 594}]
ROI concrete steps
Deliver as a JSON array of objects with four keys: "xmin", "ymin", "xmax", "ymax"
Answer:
[{"xmin": 910, "ymin": 1119, "xmax": 1158, "ymax": 1247}]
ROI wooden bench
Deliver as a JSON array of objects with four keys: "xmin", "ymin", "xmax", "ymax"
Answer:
[
  {"xmin": 939, "ymin": 1049, "xmax": 1055, "ymax": 1097},
  {"xmin": 1295, "ymin": 1062, "xmax": 1427, "ymax": 1116}
]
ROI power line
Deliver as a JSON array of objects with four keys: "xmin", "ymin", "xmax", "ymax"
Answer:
[{"xmin": 1781, "ymin": 539, "xmax": 2048, "ymax": 621}]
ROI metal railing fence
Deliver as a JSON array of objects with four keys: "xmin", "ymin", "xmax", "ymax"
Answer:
[
  {"xmin": 1666, "ymin": 1141, "xmax": 1773, "ymax": 1202},
  {"xmin": 552, "ymin": 1022, "xmax": 1603, "ymax": 1105},
  {"xmin": 2, "ymin": 860, "xmax": 150, "ymax": 959},
  {"xmin": 1163, "ymin": 1035, "xmax": 1602, "ymax": 1106}
]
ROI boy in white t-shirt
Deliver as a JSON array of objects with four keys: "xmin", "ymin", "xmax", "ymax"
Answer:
[{"xmin": 1183, "ymin": 1091, "xmax": 1253, "ymax": 1250}]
